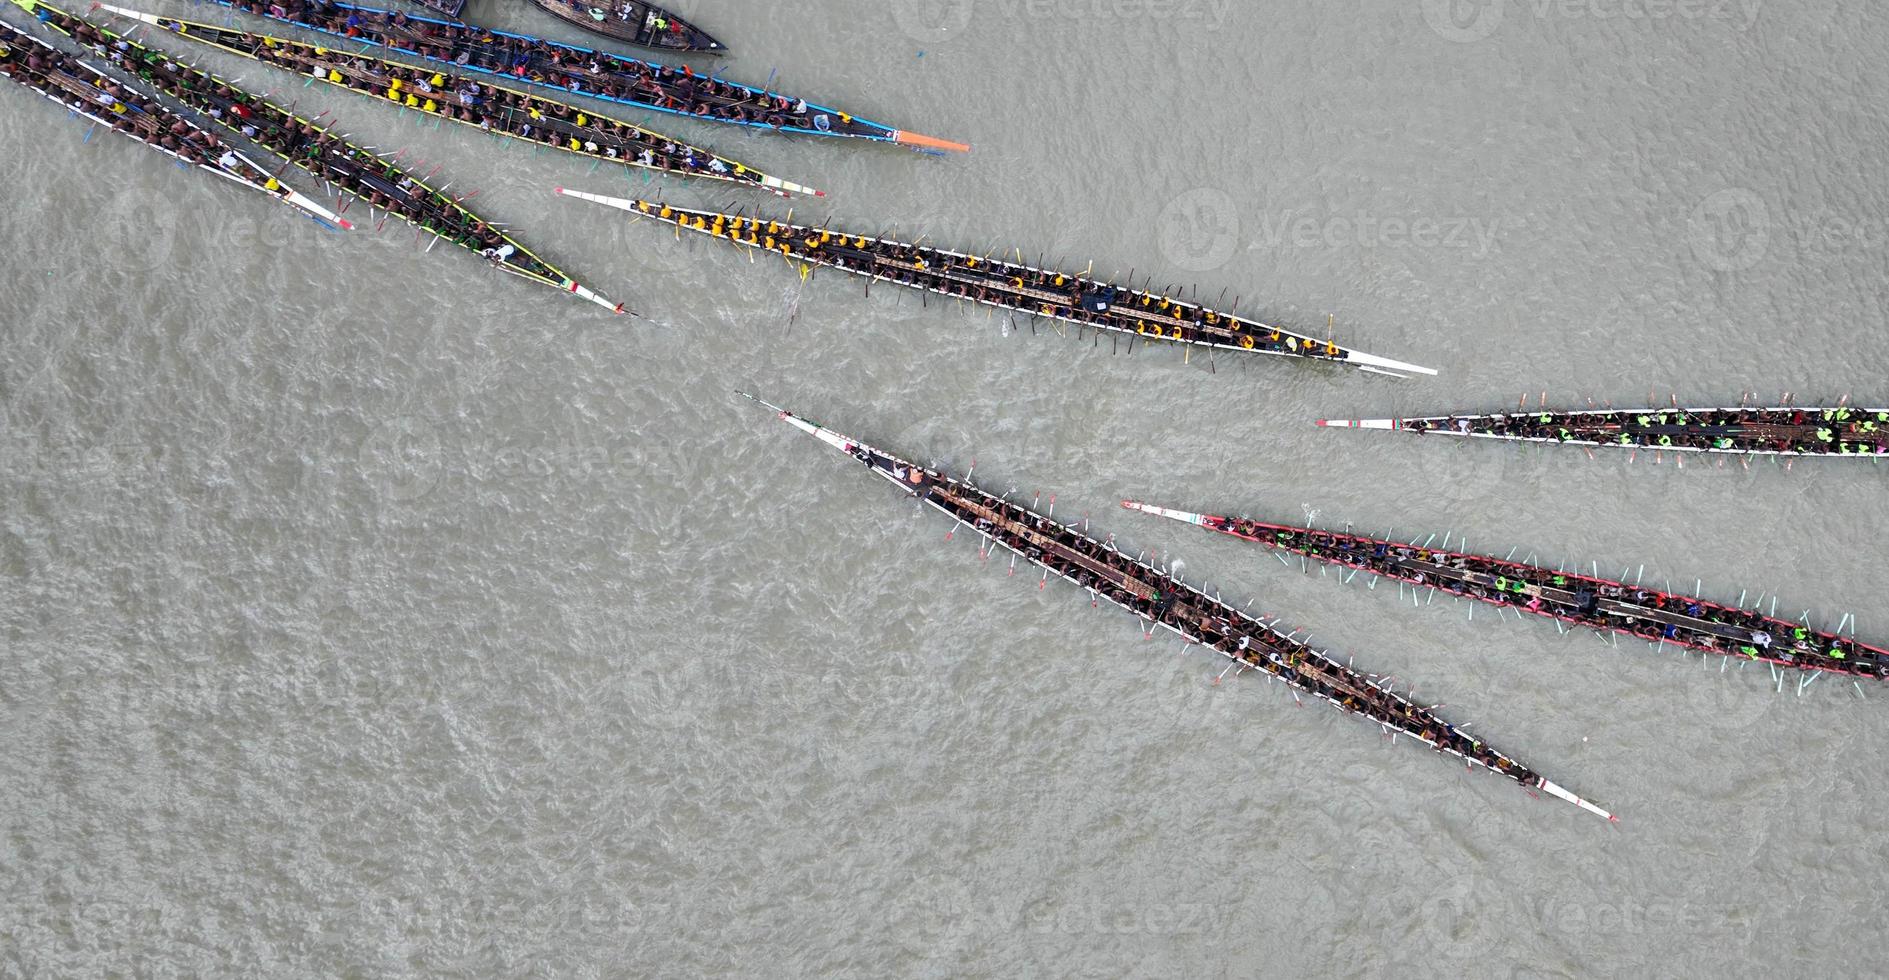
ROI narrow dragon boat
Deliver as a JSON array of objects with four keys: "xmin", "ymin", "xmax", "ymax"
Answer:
[
  {"xmin": 560, "ymin": 192, "xmax": 1437, "ymax": 377},
  {"xmin": 741, "ymin": 393, "xmax": 1613, "ymax": 821},
  {"xmin": 1121, "ymin": 501, "xmax": 1889, "ymax": 680},
  {"xmin": 18, "ymin": 0, "xmax": 624, "ymax": 312},
  {"xmin": 95, "ymin": 6, "xmax": 819, "ymax": 196},
  {"xmin": 522, "ymin": 0, "xmax": 725, "ymax": 54},
  {"xmin": 0, "ymin": 17, "xmax": 350, "ymax": 229},
  {"xmin": 1317, "ymin": 404, "xmax": 1889, "ymax": 457},
  {"xmin": 198, "ymin": 0, "xmax": 967, "ymax": 150}
]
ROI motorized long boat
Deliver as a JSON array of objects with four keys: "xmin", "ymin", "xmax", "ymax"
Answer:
[
  {"xmin": 199, "ymin": 0, "xmax": 966, "ymax": 150},
  {"xmin": 522, "ymin": 0, "xmax": 724, "ymax": 54},
  {"xmin": 1317, "ymin": 404, "xmax": 1889, "ymax": 457},
  {"xmin": 0, "ymin": 17, "xmax": 349, "ymax": 228},
  {"xmin": 742, "ymin": 393, "xmax": 1614, "ymax": 821},
  {"xmin": 560, "ymin": 192, "xmax": 1437, "ymax": 377},
  {"xmin": 1120, "ymin": 501, "xmax": 1888, "ymax": 680},
  {"xmin": 18, "ymin": 0, "xmax": 624, "ymax": 312},
  {"xmin": 94, "ymin": 6, "xmax": 818, "ymax": 196}
]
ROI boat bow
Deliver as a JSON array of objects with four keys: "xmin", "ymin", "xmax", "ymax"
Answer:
[
  {"xmin": 1539, "ymin": 779, "xmax": 1618, "ymax": 822},
  {"xmin": 1119, "ymin": 500, "xmax": 1210, "ymax": 526},
  {"xmin": 1341, "ymin": 351, "xmax": 1438, "ymax": 379},
  {"xmin": 737, "ymin": 392, "xmax": 859, "ymax": 456},
  {"xmin": 1315, "ymin": 418, "xmax": 1400, "ymax": 429}
]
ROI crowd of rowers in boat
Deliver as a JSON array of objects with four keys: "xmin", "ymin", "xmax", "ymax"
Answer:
[
  {"xmin": 647, "ymin": 204, "xmax": 1341, "ymax": 357},
  {"xmin": 230, "ymin": 0, "xmax": 844, "ymax": 129},
  {"xmin": 0, "ymin": 37, "xmax": 227, "ymax": 164},
  {"xmin": 245, "ymin": 42, "xmax": 737, "ymax": 174},
  {"xmin": 1223, "ymin": 523, "xmax": 1885, "ymax": 674},
  {"xmin": 867, "ymin": 261, "xmax": 1338, "ymax": 358},
  {"xmin": 882, "ymin": 460, "xmax": 1532, "ymax": 779},
  {"xmin": 1408, "ymin": 407, "xmax": 1889, "ymax": 453},
  {"xmin": 63, "ymin": 21, "xmax": 527, "ymax": 264}
]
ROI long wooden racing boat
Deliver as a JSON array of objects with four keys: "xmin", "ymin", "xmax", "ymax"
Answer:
[
  {"xmin": 18, "ymin": 0, "xmax": 624, "ymax": 312},
  {"xmin": 1121, "ymin": 501, "xmax": 1889, "ymax": 681},
  {"xmin": 198, "ymin": 0, "xmax": 967, "ymax": 150},
  {"xmin": 560, "ymin": 192, "xmax": 1437, "ymax": 377},
  {"xmin": 1317, "ymin": 404, "xmax": 1889, "ymax": 457},
  {"xmin": 95, "ymin": 6, "xmax": 818, "ymax": 197},
  {"xmin": 0, "ymin": 17, "xmax": 350, "ymax": 229},
  {"xmin": 743, "ymin": 393, "xmax": 1614, "ymax": 821},
  {"xmin": 522, "ymin": 0, "xmax": 724, "ymax": 54}
]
